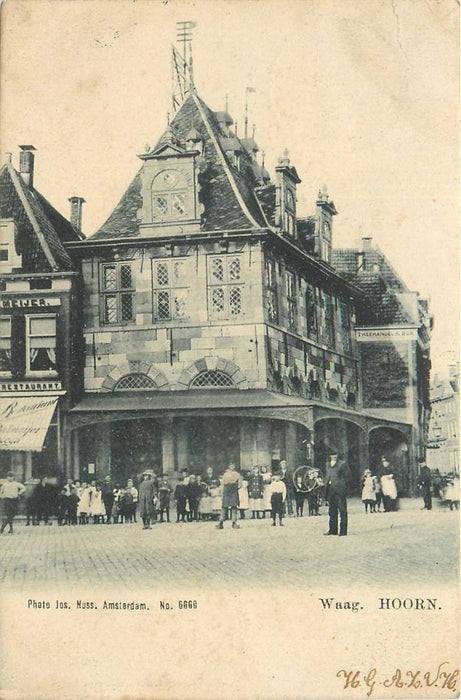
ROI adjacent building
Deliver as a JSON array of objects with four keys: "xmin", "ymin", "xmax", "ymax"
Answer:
[
  {"xmin": 427, "ymin": 364, "xmax": 459, "ymax": 474},
  {"xmin": 0, "ymin": 148, "xmax": 84, "ymax": 480}
]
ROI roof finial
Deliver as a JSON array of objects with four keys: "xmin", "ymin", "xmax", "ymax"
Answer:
[
  {"xmin": 252, "ymin": 123, "xmax": 256, "ymax": 139},
  {"xmin": 225, "ymin": 93, "xmax": 229, "ymax": 112},
  {"xmin": 172, "ymin": 21, "xmax": 197, "ymax": 113},
  {"xmin": 244, "ymin": 86, "xmax": 256, "ymax": 139}
]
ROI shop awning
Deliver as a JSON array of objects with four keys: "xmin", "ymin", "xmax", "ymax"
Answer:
[
  {"xmin": 0, "ymin": 396, "xmax": 59, "ymax": 452},
  {"xmin": 70, "ymin": 389, "xmax": 310, "ymax": 413}
]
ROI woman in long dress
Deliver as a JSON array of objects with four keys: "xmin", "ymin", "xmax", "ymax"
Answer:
[
  {"xmin": 248, "ymin": 466, "xmax": 265, "ymax": 519},
  {"xmin": 90, "ymin": 484, "xmax": 106, "ymax": 524},
  {"xmin": 77, "ymin": 482, "xmax": 91, "ymax": 524}
]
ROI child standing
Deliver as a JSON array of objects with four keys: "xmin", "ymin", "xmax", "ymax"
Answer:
[
  {"xmin": 294, "ymin": 476, "xmax": 305, "ymax": 517},
  {"xmin": 361, "ymin": 469, "xmax": 377, "ymax": 514},
  {"xmin": 268, "ymin": 473, "xmax": 287, "ymax": 526},
  {"xmin": 0, "ymin": 472, "xmax": 25, "ymax": 534}
]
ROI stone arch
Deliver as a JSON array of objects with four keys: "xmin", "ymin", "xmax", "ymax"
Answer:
[
  {"xmin": 177, "ymin": 356, "xmax": 248, "ymax": 389},
  {"xmin": 101, "ymin": 360, "xmax": 169, "ymax": 392}
]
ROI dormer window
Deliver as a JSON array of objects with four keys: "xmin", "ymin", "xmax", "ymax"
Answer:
[
  {"xmin": 151, "ymin": 170, "xmax": 188, "ymax": 221},
  {"xmin": 284, "ymin": 188, "xmax": 296, "ymax": 236}
]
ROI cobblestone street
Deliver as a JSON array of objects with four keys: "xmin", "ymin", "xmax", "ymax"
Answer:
[{"xmin": 0, "ymin": 499, "xmax": 457, "ymax": 590}]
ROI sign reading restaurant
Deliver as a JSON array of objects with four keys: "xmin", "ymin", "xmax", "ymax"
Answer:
[
  {"xmin": 0, "ymin": 297, "xmax": 61, "ymax": 309},
  {"xmin": 0, "ymin": 381, "xmax": 62, "ymax": 393},
  {"xmin": 356, "ymin": 328, "xmax": 418, "ymax": 341}
]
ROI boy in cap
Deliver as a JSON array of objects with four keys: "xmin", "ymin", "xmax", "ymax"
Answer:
[
  {"xmin": 268, "ymin": 469, "xmax": 287, "ymax": 526},
  {"xmin": 0, "ymin": 472, "xmax": 26, "ymax": 534}
]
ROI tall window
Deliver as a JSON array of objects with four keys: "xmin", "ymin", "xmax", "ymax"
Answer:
[
  {"xmin": 152, "ymin": 170, "xmax": 188, "ymax": 221},
  {"xmin": 323, "ymin": 293, "xmax": 335, "ymax": 348},
  {"xmin": 208, "ymin": 255, "xmax": 243, "ymax": 320},
  {"xmin": 152, "ymin": 258, "xmax": 189, "ymax": 321},
  {"xmin": 26, "ymin": 315, "xmax": 57, "ymax": 374},
  {"xmin": 305, "ymin": 284, "xmax": 318, "ymax": 340},
  {"xmin": 339, "ymin": 300, "xmax": 351, "ymax": 354},
  {"xmin": 284, "ymin": 189, "xmax": 296, "ymax": 236},
  {"xmin": 0, "ymin": 317, "xmax": 11, "ymax": 373},
  {"xmin": 100, "ymin": 262, "xmax": 134, "ymax": 324},
  {"xmin": 286, "ymin": 270, "xmax": 297, "ymax": 332},
  {"xmin": 265, "ymin": 257, "xmax": 278, "ymax": 324}
]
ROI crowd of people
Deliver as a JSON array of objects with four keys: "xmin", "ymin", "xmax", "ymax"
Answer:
[{"xmin": 1, "ymin": 456, "xmax": 459, "ymax": 534}]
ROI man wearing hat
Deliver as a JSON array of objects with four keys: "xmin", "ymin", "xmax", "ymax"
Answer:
[
  {"xmin": 216, "ymin": 462, "xmax": 241, "ymax": 529},
  {"xmin": 323, "ymin": 447, "xmax": 349, "ymax": 536},
  {"xmin": 417, "ymin": 459, "xmax": 432, "ymax": 510},
  {"xmin": 0, "ymin": 471, "xmax": 26, "ymax": 534}
]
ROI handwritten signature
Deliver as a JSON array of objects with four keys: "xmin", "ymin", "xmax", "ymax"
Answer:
[{"xmin": 337, "ymin": 662, "xmax": 459, "ymax": 697}]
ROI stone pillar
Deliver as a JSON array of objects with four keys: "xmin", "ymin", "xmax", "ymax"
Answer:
[
  {"xmin": 161, "ymin": 417, "xmax": 175, "ymax": 476},
  {"xmin": 64, "ymin": 432, "xmax": 73, "ymax": 478},
  {"xmin": 24, "ymin": 452, "xmax": 33, "ymax": 481},
  {"xmin": 358, "ymin": 427, "xmax": 369, "ymax": 479},
  {"xmin": 95, "ymin": 423, "xmax": 111, "ymax": 479},
  {"xmin": 72, "ymin": 430, "xmax": 80, "ymax": 481},
  {"xmin": 175, "ymin": 419, "xmax": 189, "ymax": 475},
  {"xmin": 284, "ymin": 422, "xmax": 298, "ymax": 470}
]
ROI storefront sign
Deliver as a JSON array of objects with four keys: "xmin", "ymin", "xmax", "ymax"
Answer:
[
  {"xmin": 0, "ymin": 381, "xmax": 62, "ymax": 393},
  {"xmin": 0, "ymin": 395, "xmax": 59, "ymax": 451},
  {"xmin": 1, "ymin": 297, "xmax": 61, "ymax": 309},
  {"xmin": 356, "ymin": 328, "xmax": 417, "ymax": 341}
]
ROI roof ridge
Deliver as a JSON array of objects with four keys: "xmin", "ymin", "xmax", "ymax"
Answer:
[
  {"xmin": 192, "ymin": 93, "xmax": 263, "ymax": 230},
  {"xmin": 6, "ymin": 162, "xmax": 57, "ymax": 269}
]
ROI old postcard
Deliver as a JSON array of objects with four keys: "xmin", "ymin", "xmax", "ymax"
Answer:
[{"xmin": 0, "ymin": 0, "xmax": 459, "ymax": 698}]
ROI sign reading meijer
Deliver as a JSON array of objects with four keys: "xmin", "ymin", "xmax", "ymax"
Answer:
[
  {"xmin": 0, "ymin": 297, "xmax": 61, "ymax": 308},
  {"xmin": 0, "ymin": 396, "xmax": 59, "ymax": 451}
]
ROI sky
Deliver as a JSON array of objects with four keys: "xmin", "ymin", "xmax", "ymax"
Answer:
[{"xmin": 1, "ymin": 0, "xmax": 458, "ymax": 375}]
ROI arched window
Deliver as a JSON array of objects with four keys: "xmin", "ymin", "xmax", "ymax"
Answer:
[
  {"xmin": 190, "ymin": 370, "xmax": 235, "ymax": 389},
  {"xmin": 114, "ymin": 374, "xmax": 157, "ymax": 391},
  {"xmin": 328, "ymin": 388, "xmax": 339, "ymax": 403},
  {"xmin": 151, "ymin": 169, "xmax": 188, "ymax": 220}
]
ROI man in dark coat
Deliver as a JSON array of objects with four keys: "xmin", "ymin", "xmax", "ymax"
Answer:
[
  {"xmin": 101, "ymin": 475, "xmax": 115, "ymax": 524},
  {"xmin": 417, "ymin": 461, "xmax": 432, "ymax": 510},
  {"xmin": 138, "ymin": 472, "xmax": 156, "ymax": 529},
  {"xmin": 216, "ymin": 462, "xmax": 241, "ymax": 530},
  {"xmin": 323, "ymin": 448, "xmax": 349, "ymax": 536},
  {"xmin": 32, "ymin": 478, "xmax": 52, "ymax": 525}
]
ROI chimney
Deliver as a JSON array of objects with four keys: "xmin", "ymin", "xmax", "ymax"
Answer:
[
  {"xmin": 362, "ymin": 236, "xmax": 373, "ymax": 251},
  {"xmin": 68, "ymin": 196, "xmax": 86, "ymax": 232},
  {"xmin": 19, "ymin": 145, "xmax": 36, "ymax": 188}
]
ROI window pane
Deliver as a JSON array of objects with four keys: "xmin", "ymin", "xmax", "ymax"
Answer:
[
  {"xmin": 120, "ymin": 293, "xmax": 133, "ymax": 321},
  {"xmin": 104, "ymin": 295, "xmax": 117, "ymax": 323},
  {"xmin": 0, "ymin": 350, "xmax": 11, "ymax": 371},
  {"xmin": 155, "ymin": 196, "xmax": 169, "ymax": 216},
  {"xmin": 30, "ymin": 347, "xmax": 56, "ymax": 372},
  {"xmin": 229, "ymin": 287, "xmax": 242, "ymax": 316},
  {"xmin": 29, "ymin": 316, "xmax": 56, "ymax": 336},
  {"xmin": 173, "ymin": 260, "xmax": 185, "ymax": 282},
  {"xmin": 120, "ymin": 264, "xmax": 132, "ymax": 289},
  {"xmin": 103, "ymin": 265, "xmax": 117, "ymax": 291},
  {"xmin": 229, "ymin": 258, "xmax": 241, "ymax": 281},
  {"xmin": 156, "ymin": 262, "xmax": 169, "ymax": 287},
  {"xmin": 172, "ymin": 192, "xmax": 185, "ymax": 216},
  {"xmin": 0, "ymin": 317, "xmax": 10, "ymax": 342},
  {"xmin": 174, "ymin": 290, "xmax": 188, "ymax": 319},
  {"xmin": 211, "ymin": 287, "xmax": 225, "ymax": 314},
  {"xmin": 211, "ymin": 258, "xmax": 224, "ymax": 281},
  {"xmin": 157, "ymin": 290, "xmax": 170, "ymax": 320}
]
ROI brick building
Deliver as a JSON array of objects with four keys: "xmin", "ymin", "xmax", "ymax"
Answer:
[
  {"xmin": 0, "ymin": 148, "xmax": 84, "ymax": 480},
  {"xmin": 427, "ymin": 364, "xmax": 459, "ymax": 475},
  {"xmin": 63, "ymin": 88, "xmax": 429, "ymax": 494}
]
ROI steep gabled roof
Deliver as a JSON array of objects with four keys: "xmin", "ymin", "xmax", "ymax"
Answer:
[
  {"xmin": 332, "ymin": 247, "xmax": 415, "ymax": 326},
  {"xmin": 90, "ymin": 91, "xmax": 268, "ymax": 241},
  {"xmin": 0, "ymin": 161, "xmax": 80, "ymax": 272}
]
